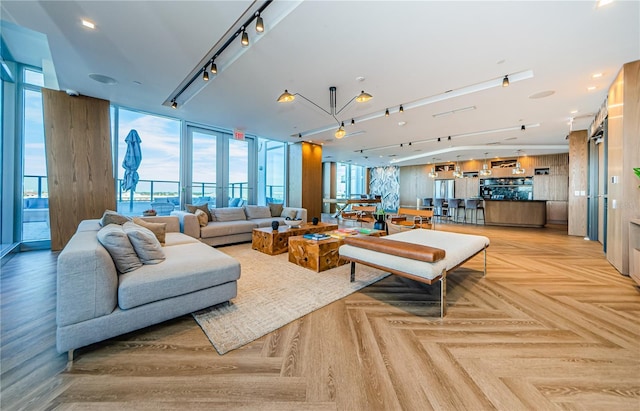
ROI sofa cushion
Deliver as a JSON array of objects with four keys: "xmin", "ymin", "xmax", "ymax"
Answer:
[
  {"xmin": 213, "ymin": 207, "xmax": 247, "ymax": 222},
  {"xmin": 186, "ymin": 203, "xmax": 213, "ymax": 222},
  {"xmin": 195, "ymin": 209, "xmax": 209, "ymax": 227},
  {"xmin": 281, "ymin": 207, "xmax": 298, "ymax": 220},
  {"xmin": 164, "ymin": 232, "xmax": 200, "ymax": 246},
  {"xmin": 268, "ymin": 203, "xmax": 283, "ymax": 217},
  {"xmin": 123, "ymin": 222, "xmax": 166, "ymax": 265},
  {"xmin": 132, "ymin": 217, "xmax": 167, "ymax": 244},
  {"xmin": 245, "ymin": 205, "xmax": 272, "ymax": 219},
  {"xmin": 200, "ymin": 220, "xmax": 257, "ymax": 238},
  {"xmin": 118, "ymin": 242, "xmax": 241, "ymax": 310},
  {"xmin": 100, "ymin": 209, "xmax": 131, "ymax": 226},
  {"xmin": 96, "ymin": 224, "xmax": 142, "ymax": 273}
]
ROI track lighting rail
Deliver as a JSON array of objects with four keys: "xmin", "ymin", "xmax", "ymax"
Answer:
[{"xmin": 168, "ymin": 0, "xmax": 273, "ymax": 109}]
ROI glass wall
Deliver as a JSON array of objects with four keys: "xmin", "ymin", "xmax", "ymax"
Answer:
[
  {"xmin": 335, "ymin": 162, "xmax": 367, "ymax": 198},
  {"xmin": 21, "ymin": 69, "xmax": 49, "ymax": 242},
  {"xmin": 116, "ymin": 108, "xmax": 181, "ymax": 216},
  {"xmin": 257, "ymin": 138, "xmax": 286, "ymax": 205}
]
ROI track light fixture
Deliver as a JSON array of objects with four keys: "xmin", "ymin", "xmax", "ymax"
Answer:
[
  {"xmin": 166, "ymin": 1, "xmax": 272, "ymax": 109},
  {"xmin": 385, "ymin": 108, "xmax": 389, "ymax": 117},
  {"xmin": 171, "ymin": 100, "xmax": 178, "ymax": 109},
  {"xmin": 351, "ymin": 118, "xmax": 355, "ymax": 125},
  {"xmin": 521, "ymin": 124, "xmax": 526, "ymax": 130},
  {"xmin": 502, "ymin": 75, "xmax": 509, "ymax": 87},
  {"xmin": 255, "ymin": 12, "xmax": 264, "ymax": 33},
  {"xmin": 399, "ymin": 105, "xmax": 404, "ymax": 113},
  {"xmin": 437, "ymin": 137, "xmax": 441, "ymax": 142},
  {"xmin": 203, "ymin": 69, "xmax": 209, "ymax": 81},
  {"xmin": 241, "ymin": 28, "xmax": 249, "ymax": 47},
  {"xmin": 447, "ymin": 136, "xmax": 451, "ymax": 141},
  {"xmin": 277, "ymin": 86, "xmax": 373, "ymax": 139}
]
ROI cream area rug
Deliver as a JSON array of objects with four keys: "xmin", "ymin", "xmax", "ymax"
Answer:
[{"xmin": 193, "ymin": 243, "xmax": 389, "ymax": 355}]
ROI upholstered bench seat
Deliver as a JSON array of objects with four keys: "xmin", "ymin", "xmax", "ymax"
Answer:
[{"xmin": 339, "ymin": 229, "xmax": 490, "ymax": 316}]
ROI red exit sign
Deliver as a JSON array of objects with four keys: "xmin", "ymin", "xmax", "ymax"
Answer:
[{"xmin": 233, "ymin": 129, "xmax": 245, "ymax": 140}]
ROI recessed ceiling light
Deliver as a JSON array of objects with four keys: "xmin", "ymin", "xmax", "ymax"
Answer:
[
  {"xmin": 592, "ymin": 73, "xmax": 603, "ymax": 79},
  {"xmin": 587, "ymin": 86, "xmax": 597, "ymax": 91},
  {"xmin": 355, "ymin": 76, "xmax": 365, "ymax": 82},
  {"xmin": 597, "ymin": 0, "xmax": 614, "ymax": 8},
  {"xmin": 398, "ymin": 121, "xmax": 407, "ymax": 126},
  {"xmin": 571, "ymin": 109, "xmax": 578, "ymax": 114},
  {"xmin": 81, "ymin": 19, "xmax": 95, "ymax": 29}
]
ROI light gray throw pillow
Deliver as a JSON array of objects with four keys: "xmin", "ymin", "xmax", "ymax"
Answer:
[
  {"xmin": 123, "ymin": 222, "xmax": 166, "ymax": 265},
  {"xmin": 281, "ymin": 207, "xmax": 298, "ymax": 220},
  {"xmin": 244, "ymin": 205, "xmax": 272, "ymax": 219},
  {"xmin": 214, "ymin": 207, "xmax": 247, "ymax": 222},
  {"xmin": 97, "ymin": 224, "xmax": 142, "ymax": 273}
]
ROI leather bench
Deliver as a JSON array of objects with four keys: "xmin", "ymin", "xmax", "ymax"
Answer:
[{"xmin": 340, "ymin": 229, "xmax": 490, "ymax": 317}]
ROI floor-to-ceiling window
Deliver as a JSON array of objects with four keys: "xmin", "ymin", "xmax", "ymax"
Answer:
[
  {"xmin": 336, "ymin": 162, "xmax": 367, "ymax": 198},
  {"xmin": 115, "ymin": 108, "xmax": 181, "ymax": 216},
  {"xmin": 186, "ymin": 125, "xmax": 255, "ymax": 208},
  {"xmin": 21, "ymin": 68, "xmax": 48, "ymax": 242},
  {"xmin": 257, "ymin": 138, "xmax": 286, "ymax": 205}
]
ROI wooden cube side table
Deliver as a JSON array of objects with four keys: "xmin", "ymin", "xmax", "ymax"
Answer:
[{"xmin": 288, "ymin": 236, "xmax": 348, "ymax": 272}]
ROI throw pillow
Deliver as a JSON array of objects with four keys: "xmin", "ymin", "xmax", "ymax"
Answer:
[
  {"xmin": 244, "ymin": 205, "xmax": 272, "ymax": 219},
  {"xmin": 123, "ymin": 222, "xmax": 165, "ymax": 265},
  {"xmin": 97, "ymin": 224, "xmax": 142, "ymax": 273},
  {"xmin": 213, "ymin": 207, "xmax": 247, "ymax": 222},
  {"xmin": 194, "ymin": 209, "xmax": 208, "ymax": 227},
  {"xmin": 99, "ymin": 209, "xmax": 131, "ymax": 226},
  {"xmin": 268, "ymin": 203, "xmax": 283, "ymax": 217},
  {"xmin": 281, "ymin": 207, "xmax": 298, "ymax": 220},
  {"xmin": 132, "ymin": 218, "xmax": 167, "ymax": 244},
  {"xmin": 186, "ymin": 203, "xmax": 213, "ymax": 222}
]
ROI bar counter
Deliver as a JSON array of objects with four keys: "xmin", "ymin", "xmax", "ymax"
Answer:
[{"xmin": 483, "ymin": 200, "xmax": 547, "ymax": 228}]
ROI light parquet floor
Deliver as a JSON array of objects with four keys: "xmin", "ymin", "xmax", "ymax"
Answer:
[{"xmin": 1, "ymin": 223, "xmax": 639, "ymax": 410}]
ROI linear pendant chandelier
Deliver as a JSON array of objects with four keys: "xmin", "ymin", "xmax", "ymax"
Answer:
[{"xmin": 277, "ymin": 87, "xmax": 372, "ymax": 138}]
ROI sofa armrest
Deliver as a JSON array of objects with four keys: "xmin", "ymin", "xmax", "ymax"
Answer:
[
  {"xmin": 293, "ymin": 208, "xmax": 307, "ymax": 222},
  {"xmin": 171, "ymin": 211, "xmax": 200, "ymax": 238}
]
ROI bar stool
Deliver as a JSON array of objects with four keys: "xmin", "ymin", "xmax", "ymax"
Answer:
[
  {"xmin": 447, "ymin": 198, "xmax": 464, "ymax": 223},
  {"xmin": 432, "ymin": 198, "xmax": 445, "ymax": 222},
  {"xmin": 464, "ymin": 198, "xmax": 485, "ymax": 224}
]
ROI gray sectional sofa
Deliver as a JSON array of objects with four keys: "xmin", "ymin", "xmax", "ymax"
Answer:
[
  {"xmin": 172, "ymin": 205, "xmax": 307, "ymax": 246},
  {"xmin": 56, "ymin": 216, "xmax": 241, "ymax": 357}
]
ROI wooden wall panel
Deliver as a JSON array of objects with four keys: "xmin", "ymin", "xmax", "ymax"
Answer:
[
  {"xmin": 606, "ymin": 60, "xmax": 640, "ymax": 275},
  {"xmin": 568, "ymin": 130, "xmax": 588, "ymax": 236},
  {"xmin": 42, "ymin": 90, "xmax": 114, "ymax": 251},
  {"xmin": 399, "ymin": 165, "xmax": 433, "ymax": 207}
]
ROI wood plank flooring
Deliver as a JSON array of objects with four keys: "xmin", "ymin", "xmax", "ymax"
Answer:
[{"xmin": 1, "ymin": 223, "xmax": 639, "ymax": 410}]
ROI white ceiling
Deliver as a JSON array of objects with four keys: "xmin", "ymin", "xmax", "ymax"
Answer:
[{"xmin": 2, "ymin": 0, "xmax": 638, "ymax": 167}]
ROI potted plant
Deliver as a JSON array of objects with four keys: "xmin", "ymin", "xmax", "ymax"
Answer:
[{"xmin": 634, "ymin": 167, "xmax": 640, "ymax": 188}]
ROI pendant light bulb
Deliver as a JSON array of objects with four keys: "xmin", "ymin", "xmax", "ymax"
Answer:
[
  {"xmin": 355, "ymin": 90, "xmax": 373, "ymax": 102},
  {"xmin": 335, "ymin": 123, "xmax": 346, "ymax": 139},
  {"xmin": 277, "ymin": 90, "xmax": 295, "ymax": 103},
  {"xmin": 255, "ymin": 14, "xmax": 264, "ymax": 33},
  {"xmin": 241, "ymin": 30, "xmax": 249, "ymax": 47}
]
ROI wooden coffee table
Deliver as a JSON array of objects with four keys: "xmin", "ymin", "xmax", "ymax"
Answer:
[
  {"xmin": 288, "ymin": 229, "xmax": 386, "ymax": 272},
  {"xmin": 251, "ymin": 222, "xmax": 338, "ymax": 255}
]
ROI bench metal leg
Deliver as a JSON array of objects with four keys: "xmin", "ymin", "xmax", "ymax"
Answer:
[
  {"xmin": 350, "ymin": 262, "xmax": 356, "ymax": 282},
  {"xmin": 439, "ymin": 272, "xmax": 447, "ymax": 318},
  {"xmin": 483, "ymin": 247, "xmax": 487, "ymax": 277}
]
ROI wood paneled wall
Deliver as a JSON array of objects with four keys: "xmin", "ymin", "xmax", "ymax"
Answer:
[
  {"xmin": 42, "ymin": 90, "xmax": 114, "ymax": 250},
  {"xmin": 288, "ymin": 142, "xmax": 322, "ymax": 220},
  {"xmin": 398, "ymin": 164, "xmax": 434, "ymax": 206},
  {"xmin": 568, "ymin": 130, "xmax": 588, "ymax": 236},
  {"xmin": 606, "ymin": 60, "xmax": 640, "ymax": 275}
]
